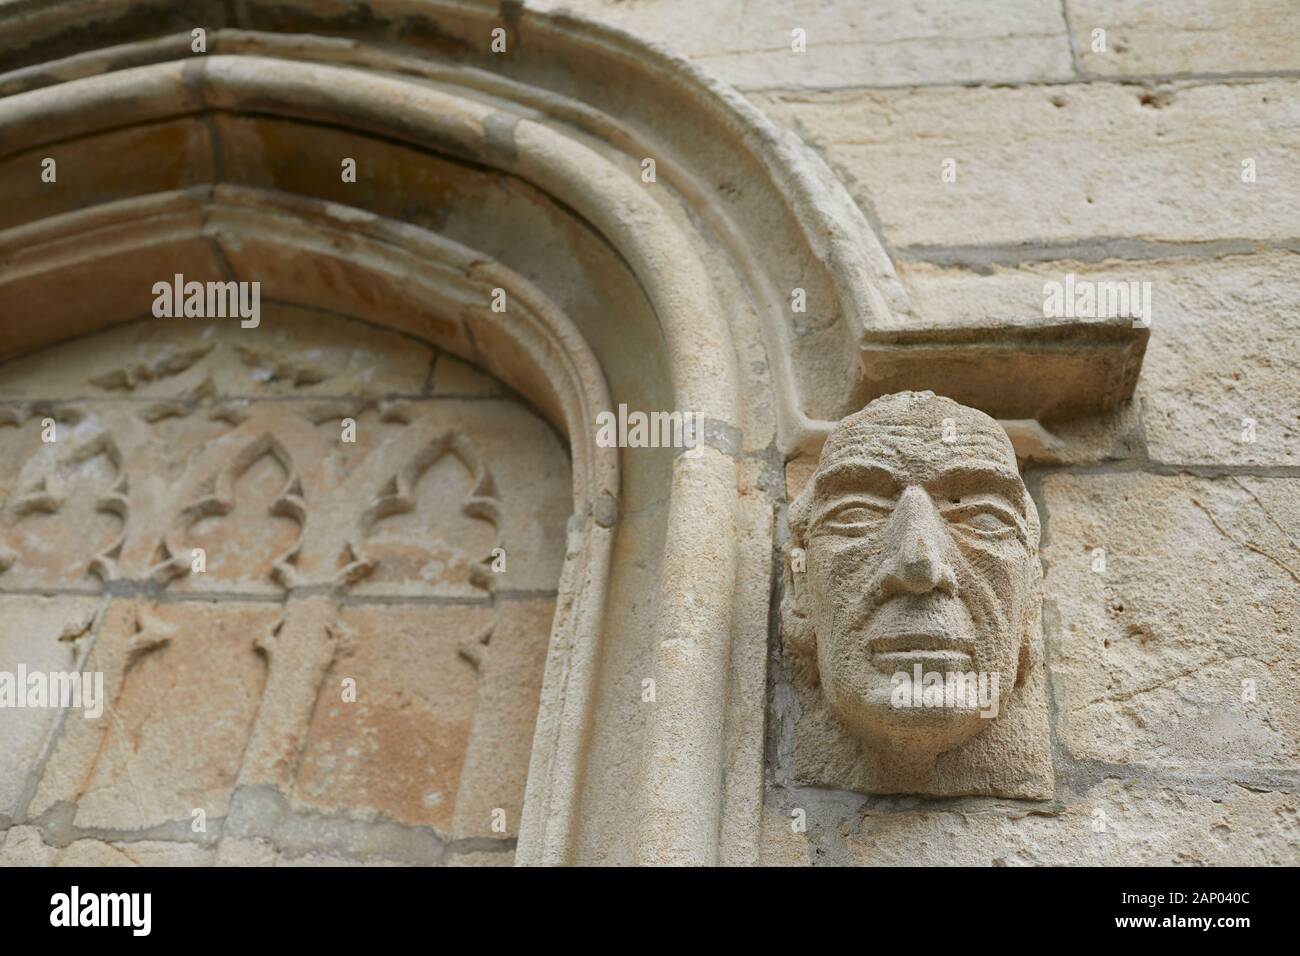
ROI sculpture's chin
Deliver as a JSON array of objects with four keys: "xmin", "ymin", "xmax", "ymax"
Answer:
[
  {"xmin": 856, "ymin": 702, "xmax": 988, "ymax": 756},
  {"xmin": 825, "ymin": 675, "xmax": 992, "ymax": 757}
]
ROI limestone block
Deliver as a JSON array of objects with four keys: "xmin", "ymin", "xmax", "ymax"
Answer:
[
  {"xmin": 833, "ymin": 781, "xmax": 1297, "ymax": 865},
  {"xmin": 0, "ymin": 826, "xmax": 55, "ymax": 866},
  {"xmin": 0, "ymin": 596, "xmax": 102, "ymax": 823},
  {"xmin": 895, "ymin": 252, "xmax": 1300, "ymax": 463},
  {"xmin": 1068, "ymin": 0, "xmax": 1300, "ymax": 76},
  {"xmin": 27, "ymin": 599, "xmax": 274, "ymax": 832},
  {"xmin": 536, "ymin": 0, "xmax": 1074, "ymax": 88},
  {"xmin": 288, "ymin": 599, "xmax": 551, "ymax": 841},
  {"xmin": 1042, "ymin": 472, "xmax": 1300, "ymax": 770},
  {"xmin": 55, "ymin": 839, "xmax": 214, "ymax": 867},
  {"xmin": 859, "ymin": 311, "xmax": 1146, "ymax": 421},
  {"xmin": 450, "ymin": 599, "xmax": 557, "ymax": 840},
  {"xmin": 752, "ymin": 80, "xmax": 1300, "ymax": 249},
  {"xmin": 1135, "ymin": 253, "xmax": 1300, "ymax": 466},
  {"xmin": 0, "ymin": 829, "xmax": 213, "ymax": 867},
  {"xmin": 290, "ymin": 603, "xmax": 494, "ymax": 835},
  {"xmin": 0, "ymin": 119, "xmax": 212, "ymax": 232}
]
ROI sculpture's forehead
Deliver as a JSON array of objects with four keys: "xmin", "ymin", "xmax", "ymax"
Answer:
[{"xmin": 818, "ymin": 420, "xmax": 1018, "ymax": 484}]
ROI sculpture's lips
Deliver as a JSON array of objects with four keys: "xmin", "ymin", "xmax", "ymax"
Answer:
[{"xmin": 868, "ymin": 634, "xmax": 973, "ymax": 672}]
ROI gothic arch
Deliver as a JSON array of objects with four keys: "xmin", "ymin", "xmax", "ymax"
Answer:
[{"xmin": 0, "ymin": 0, "xmax": 914, "ymax": 865}]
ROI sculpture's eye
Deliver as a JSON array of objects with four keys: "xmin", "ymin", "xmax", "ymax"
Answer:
[
  {"xmin": 816, "ymin": 500, "xmax": 891, "ymax": 535},
  {"xmin": 945, "ymin": 502, "xmax": 1017, "ymax": 534}
]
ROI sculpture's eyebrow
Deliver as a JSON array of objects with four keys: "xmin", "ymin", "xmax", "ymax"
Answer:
[
  {"xmin": 925, "ymin": 465, "xmax": 1026, "ymax": 511},
  {"xmin": 812, "ymin": 462, "xmax": 901, "ymax": 500}
]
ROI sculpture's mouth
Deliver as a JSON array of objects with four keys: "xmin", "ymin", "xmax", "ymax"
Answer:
[{"xmin": 868, "ymin": 633, "xmax": 973, "ymax": 673}]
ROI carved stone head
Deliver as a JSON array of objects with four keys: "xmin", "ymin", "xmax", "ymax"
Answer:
[{"xmin": 783, "ymin": 391, "xmax": 1052, "ymax": 797}]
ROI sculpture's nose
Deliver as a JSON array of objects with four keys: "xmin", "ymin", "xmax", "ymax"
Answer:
[{"xmin": 875, "ymin": 487, "xmax": 957, "ymax": 601}]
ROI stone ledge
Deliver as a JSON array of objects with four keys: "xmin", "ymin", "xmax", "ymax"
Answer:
[{"xmin": 859, "ymin": 317, "xmax": 1147, "ymax": 421}]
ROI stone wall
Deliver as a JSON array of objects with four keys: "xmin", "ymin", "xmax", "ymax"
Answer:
[
  {"xmin": 542, "ymin": 0, "xmax": 1300, "ymax": 865},
  {"xmin": 0, "ymin": 0, "xmax": 1294, "ymax": 867}
]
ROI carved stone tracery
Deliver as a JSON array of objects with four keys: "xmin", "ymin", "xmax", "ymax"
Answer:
[{"xmin": 0, "ymin": 314, "xmax": 568, "ymax": 862}]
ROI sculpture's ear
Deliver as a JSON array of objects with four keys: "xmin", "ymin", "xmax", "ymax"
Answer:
[
  {"xmin": 781, "ymin": 559, "xmax": 814, "ymax": 651},
  {"xmin": 782, "ymin": 488, "xmax": 817, "ymax": 663}
]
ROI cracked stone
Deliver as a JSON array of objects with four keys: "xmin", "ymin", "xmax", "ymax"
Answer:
[{"xmin": 1041, "ymin": 472, "xmax": 1300, "ymax": 769}]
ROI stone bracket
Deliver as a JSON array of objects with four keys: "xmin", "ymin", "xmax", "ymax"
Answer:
[{"xmin": 858, "ymin": 316, "xmax": 1149, "ymax": 422}]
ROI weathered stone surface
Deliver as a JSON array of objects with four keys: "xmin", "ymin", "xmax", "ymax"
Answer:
[
  {"xmin": 449, "ymin": 599, "xmax": 555, "ymax": 840},
  {"xmin": 274, "ymin": 850, "xmax": 406, "ymax": 867},
  {"xmin": 211, "ymin": 836, "xmax": 277, "ymax": 867},
  {"xmin": 753, "ymin": 80, "xmax": 1300, "ymax": 249},
  {"xmin": 0, "ymin": 827, "xmax": 214, "ymax": 866},
  {"xmin": 0, "ymin": 825, "xmax": 54, "ymax": 866},
  {"xmin": 290, "ymin": 603, "xmax": 491, "ymax": 834},
  {"xmin": 0, "ymin": 120, "xmax": 212, "ymax": 233},
  {"xmin": 1136, "ymin": 253, "xmax": 1300, "ymax": 466},
  {"xmin": 539, "ymin": 0, "xmax": 1074, "ymax": 88},
  {"xmin": 432, "ymin": 355, "xmax": 503, "ymax": 397},
  {"xmin": 210, "ymin": 838, "xmax": 512, "ymax": 867},
  {"xmin": 446, "ymin": 847, "xmax": 515, "ymax": 867},
  {"xmin": 227, "ymin": 599, "xmax": 551, "ymax": 841},
  {"xmin": 897, "ymin": 259, "xmax": 1144, "ymax": 333},
  {"xmin": 762, "ymin": 780, "xmax": 1300, "ymax": 865},
  {"xmin": 0, "ymin": 417, "xmax": 128, "ymax": 589},
  {"xmin": 164, "ymin": 435, "xmax": 305, "ymax": 595},
  {"xmin": 898, "ymin": 252, "xmax": 1300, "ymax": 465},
  {"xmin": 57, "ymin": 839, "xmax": 215, "ymax": 867},
  {"xmin": 1068, "ymin": 0, "xmax": 1300, "ymax": 77},
  {"xmin": 0, "ymin": 319, "xmax": 570, "ymax": 596},
  {"xmin": 0, "ymin": 596, "xmax": 101, "ymax": 824},
  {"xmin": 0, "ymin": 307, "xmax": 432, "ymax": 401},
  {"xmin": 1041, "ymin": 472, "xmax": 1300, "ymax": 771},
  {"xmin": 344, "ymin": 399, "xmax": 572, "ymax": 598},
  {"xmin": 720, "ymin": 464, "xmax": 777, "ymax": 865},
  {"xmin": 29, "ymin": 600, "xmax": 273, "ymax": 833},
  {"xmin": 0, "ymin": 414, "xmax": 40, "ymax": 505}
]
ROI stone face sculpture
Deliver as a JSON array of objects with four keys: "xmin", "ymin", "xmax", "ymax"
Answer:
[{"xmin": 783, "ymin": 391, "xmax": 1054, "ymax": 798}]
